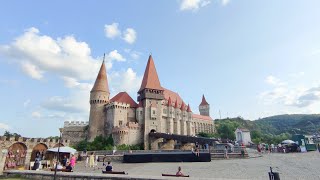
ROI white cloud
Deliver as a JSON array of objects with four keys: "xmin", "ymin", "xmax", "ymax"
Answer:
[
  {"xmin": 110, "ymin": 68, "xmax": 142, "ymax": 96},
  {"xmin": 104, "ymin": 23, "xmax": 121, "ymax": 39},
  {"xmin": 61, "ymin": 76, "xmax": 92, "ymax": 91},
  {"xmin": 180, "ymin": 0, "xmax": 211, "ymax": 11},
  {"xmin": 260, "ymin": 75, "xmax": 320, "ymax": 108},
  {"xmin": 0, "ymin": 27, "xmax": 119, "ymax": 81},
  {"xmin": 122, "ymin": 28, "xmax": 137, "ymax": 44},
  {"xmin": 42, "ymin": 94, "xmax": 89, "ymax": 113},
  {"xmin": 32, "ymin": 111, "xmax": 41, "ymax": 118},
  {"xmin": 108, "ymin": 50, "xmax": 126, "ymax": 62},
  {"xmin": 23, "ymin": 99, "xmax": 31, "ymax": 107},
  {"xmin": 265, "ymin": 75, "xmax": 286, "ymax": 86},
  {"xmin": 0, "ymin": 123, "xmax": 10, "ymax": 130},
  {"xmin": 221, "ymin": 0, "xmax": 230, "ymax": 6},
  {"xmin": 21, "ymin": 61, "xmax": 44, "ymax": 80},
  {"xmin": 124, "ymin": 49, "xmax": 141, "ymax": 60}
]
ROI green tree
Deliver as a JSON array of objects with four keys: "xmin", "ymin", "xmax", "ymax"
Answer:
[{"xmin": 217, "ymin": 124, "xmax": 236, "ymax": 140}]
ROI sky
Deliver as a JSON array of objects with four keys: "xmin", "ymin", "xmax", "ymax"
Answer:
[{"xmin": 0, "ymin": 0, "xmax": 320, "ymax": 137}]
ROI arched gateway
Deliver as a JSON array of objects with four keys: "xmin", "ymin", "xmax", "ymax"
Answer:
[{"xmin": 0, "ymin": 136, "xmax": 70, "ymax": 172}]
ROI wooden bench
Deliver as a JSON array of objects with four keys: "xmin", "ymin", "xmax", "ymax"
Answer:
[
  {"xmin": 102, "ymin": 170, "xmax": 127, "ymax": 174},
  {"xmin": 162, "ymin": 174, "xmax": 190, "ymax": 177},
  {"xmin": 50, "ymin": 168, "xmax": 72, "ymax": 172}
]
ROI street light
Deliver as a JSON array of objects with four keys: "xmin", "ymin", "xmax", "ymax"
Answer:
[{"xmin": 53, "ymin": 128, "xmax": 62, "ymax": 180}]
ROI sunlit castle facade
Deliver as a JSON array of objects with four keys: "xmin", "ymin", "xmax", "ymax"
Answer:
[{"xmin": 62, "ymin": 55, "xmax": 215, "ymax": 149}]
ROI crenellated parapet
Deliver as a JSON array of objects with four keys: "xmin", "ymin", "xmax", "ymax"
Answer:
[
  {"xmin": 105, "ymin": 101, "xmax": 131, "ymax": 109},
  {"xmin": 112, "ymin": 126, "xmax": 129, "ymax": 134},
  {"xmin": 64, "ymin": 121, "xmax": 88, "ymax": 127}
]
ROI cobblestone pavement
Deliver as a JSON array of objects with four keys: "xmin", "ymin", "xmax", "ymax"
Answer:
[{"xmin": 73, "ymin": 151, "xmax": 320, "ymax": 180}]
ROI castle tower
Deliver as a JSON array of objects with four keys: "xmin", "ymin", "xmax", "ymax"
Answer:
[
  {"xmin": 88, "ymin": 59, "xmax": 110, "ymax": 141},
  {"xmin": 138, "ymin": 55, "xmax": 164, "ymax": 149},
  {"xmin": 199, "ymin": 94, "xmax": 210, "ymax": 116}
]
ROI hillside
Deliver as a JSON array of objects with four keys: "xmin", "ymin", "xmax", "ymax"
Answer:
[{"xmin": 215, "ymin": 114, "xmax": 320, "ymax": 136}]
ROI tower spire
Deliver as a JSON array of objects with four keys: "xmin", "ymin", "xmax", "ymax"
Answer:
[
  {"xmin": 200, "ymin": 94, "xmax": 209, "ymax": 106},
  {"xmin": 91, "ymin": 55, "xmax": 110, "ymax": 93},
  {"xmin": 138, "ymin": 55, "xmax": 163, "ymax": 92}
]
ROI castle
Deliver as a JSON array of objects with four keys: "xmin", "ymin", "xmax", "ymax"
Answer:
[{"xmin": 61, "ymin": 55, "xmax": 215, "ymax": 149}]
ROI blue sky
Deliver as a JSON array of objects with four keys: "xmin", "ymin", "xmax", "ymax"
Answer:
[{"xmin": 1, "ymin": 0, "xmax": 320, "ymax": 137}]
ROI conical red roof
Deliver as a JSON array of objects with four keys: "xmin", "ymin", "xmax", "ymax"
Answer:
[
  {"xmin": 91, "ymin": 61, "xmax": 109, "ymax": 93},
  {"xmin": 187, "ymin": 104, "xmax": 192, "ymax": 112},
  {"xmin": 110, "ymin": 92, "xmax": 138, "ymax": 108},
  {"xmin": 180, "ymin": 102, "xmax": 185, "ymax": 111},
  {"xmin": 167, "ymin": 97, "xmax": 172, "ymax": 107},
  {"xmin": 200, "ymin": 94, "xmax": 209, "ymax": 106},
  {"xmin": 174, "ymin": 99, "xmax": 179, "ymax": 108},
  {"xmin": 139, "ymin": 55, "xmax": 163, "ymax": 92}
]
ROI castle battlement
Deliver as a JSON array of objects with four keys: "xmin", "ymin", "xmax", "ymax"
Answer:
[
  {"xmin": 64, "ymin": 121, "xmax": 89, "ymax": 127},
  {"xmin": 0, "ymin": 136, "xmax": 70, "ymax": 144},
  {"xmin": 112, "ymin": 126, "xmax": 129, "ymax": 134},
  {"xmin": 106, "ymin": 101, "xmax": 130, "ymax": 109}
]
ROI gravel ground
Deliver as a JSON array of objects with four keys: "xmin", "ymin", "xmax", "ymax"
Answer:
[{"xmin": 73, "ymin": 151, "xmax": 320, "ymax": 180}]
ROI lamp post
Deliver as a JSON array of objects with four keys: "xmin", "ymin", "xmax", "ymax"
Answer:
[{"xmin": 53, "ymin": 128, "xmax": 62, "ymax": 180}]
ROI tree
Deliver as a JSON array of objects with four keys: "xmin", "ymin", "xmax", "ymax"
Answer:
[
  {"xmin": 3, "ymin": 131, "xmax": 21, "ymax": 138},
  {"xmin": 217, "ymin": 124, "xmax": 236, "ymax": 140}
]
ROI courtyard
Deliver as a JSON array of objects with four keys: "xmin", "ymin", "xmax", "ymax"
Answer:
[{"xmin": 72, "ymin": 151, "xmax": 319, "ymax": 180}]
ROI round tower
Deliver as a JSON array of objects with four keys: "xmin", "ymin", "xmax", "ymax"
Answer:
[{"xmin": 88, "ymin": 59, "xmax": 110, "ymax": 141}]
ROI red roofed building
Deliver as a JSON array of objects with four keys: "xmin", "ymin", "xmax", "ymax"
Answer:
[{"xmin": 66, "ymin": 54, "xmax": 215, "ymax": 149}]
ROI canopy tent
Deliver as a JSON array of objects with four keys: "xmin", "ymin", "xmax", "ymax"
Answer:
[
  {"xmin": 47, "ymin": 146, "xmax": 77, "ymax": 154},
  {"xmin": 281, "ymin": 140, "xmax": 296, "ymax": 144}
]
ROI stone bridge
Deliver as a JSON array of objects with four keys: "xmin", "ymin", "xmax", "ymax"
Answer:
[
  {"xmin": 0, "ymin": 136, "xmax": 70, "ymax": 174},
  {"xmin": 149, "ymin": 132, "xmax": 218, "ymax": 150}
]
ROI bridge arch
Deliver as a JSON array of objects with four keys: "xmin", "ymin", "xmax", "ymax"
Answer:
[
  {"xmin": 4, "ymin": 142, "xmax": 27, "ymax": 170},
  {"xmin": 150, "ymin": 129, "xmax": 156, "ymax": 133},
  {"xmin": 30, "ymin": 143, "xmax": 48, "ymax": 162}
]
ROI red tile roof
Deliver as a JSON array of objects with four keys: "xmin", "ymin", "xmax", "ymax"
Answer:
[
  {"xmin": 110, "ymin": 92, "xmax": 138, "ymax": 108},
  {"xmin": 139, "ymin": 55, "xmax": 163, "ymax": 92},
  {"xmin": 174, "ymin": 99, "xmax": 179, "ymax": 108},
  {"xmin": 91, "ymin": 61, "xmax": 109, "ymax": 93},
  {"xmin": 199, "ymin": 94, "xmax": 209, "ymax": 106},
  {"xmin": 163, "ymin": 88, "xmax": 185, "ymax": 108},
  {"xmin": 192, "ymin": 114, "xmax": 213, "ymax": 121}
]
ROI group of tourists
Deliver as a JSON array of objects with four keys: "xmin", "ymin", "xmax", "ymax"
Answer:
[{"xmin": 52, "ymin": 154, "xmax": 76, "ymax": 171}]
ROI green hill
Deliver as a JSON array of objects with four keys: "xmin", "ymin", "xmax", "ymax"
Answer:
[{"xmin": 212, "ymin": 114, "xmax": 320, "ymax": 144}]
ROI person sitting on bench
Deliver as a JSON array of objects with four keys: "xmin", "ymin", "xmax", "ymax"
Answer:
[
  {"xmin": 65, "ymin": 162, "xmax": 72, "ymax": 172},
  {"xmin": 176, "ymin": 166, "xmax": 184, "ymax": 176},
  {"xmin": 56, "ymin": 162, "xmax": 63, "ymax": 170},
  {"xmin": 105, "ymin": 161, "xmax": 112, "ymax": 172}
]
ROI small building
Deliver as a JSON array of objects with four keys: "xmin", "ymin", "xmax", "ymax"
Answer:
[{"xmin": 235, "ymin": 128, "xmax": 252, "ymax": 146}]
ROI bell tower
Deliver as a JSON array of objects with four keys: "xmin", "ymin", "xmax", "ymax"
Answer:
[{"xmin": 199, "ymin": 94, "xmax": 210, "ymax": 116}]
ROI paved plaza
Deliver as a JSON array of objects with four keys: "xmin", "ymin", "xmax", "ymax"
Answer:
[{"xmin": 72, "ymin": 151, "xmax": 320, "ymax": 180}]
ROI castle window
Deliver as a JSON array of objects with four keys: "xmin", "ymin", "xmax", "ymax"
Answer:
[
  {"xmin": 153, "ymin": 110, "xmax": 156, "ymax": 115},
  {"xmin": 119, "ymin": 121, "xmax": 123, "ymax": 126}
]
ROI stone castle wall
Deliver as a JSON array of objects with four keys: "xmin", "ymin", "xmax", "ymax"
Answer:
[{"xmin": 61, "ymin": 122, "xmax": 88, "ymax": 146}]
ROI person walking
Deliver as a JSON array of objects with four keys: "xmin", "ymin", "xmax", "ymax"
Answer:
[
  {"xmin": 89, "ymin": 152, "xmax": 95, "ymax": 168},
  {"xmin": 224, "ymin": 145, "xmax": 229, "ymax": 159},
  {"xmin": 317, "ymin": 144, "xmax": 320, "ymax": 153},
  {"xmin": 70, "ymin": 154, "xmax": 76, "ymax": 168}
]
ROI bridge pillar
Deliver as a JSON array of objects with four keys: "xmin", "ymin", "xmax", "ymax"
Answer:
[
  {"xmin": 160, "ymin": 139, "xmax": 175, "ymax": 150},
  {"xmin": 150, "ymin": 137, "xmax": 163, "ymax": 150},
  {"xmin": 0, "ymin": 148, "xmax": 8, "ymax": 175},
  {"xmin": 180, "ymin": 142, "xmax": 194, "ymax": 150},
  {"xmin": 24, "ymin": 149, "xmax": 33, "ymax": 170}
]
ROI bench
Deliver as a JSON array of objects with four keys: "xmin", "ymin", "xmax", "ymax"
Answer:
[
  {"xmin": 102, "ymin": 170, "xmax": 127, "ymax": 174},
  {"xmin": 50, "ymin": 168, "xmax": 72, "ymax": 172},
  {"xmin": 162, "ymin": 174, "xmax": 190, "ymax": 177}
]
